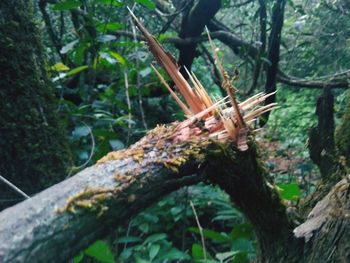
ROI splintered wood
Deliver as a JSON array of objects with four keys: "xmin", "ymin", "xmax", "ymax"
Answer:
[{"xmin": 128, "ymin": 8, "xmax": 277, "ymax": 151}]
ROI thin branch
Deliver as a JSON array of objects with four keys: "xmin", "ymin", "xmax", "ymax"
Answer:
[
  {"xmin": 124, "ymin": 70, "xmax": 132, "ymax": 144},
  {"xmin": 190, "ymin": 201, "xmax": 207, "ymax": 261},
  {"xmin": 130, "ymin": 5, "xmax": 148, "ymax": 130},
  {"xmin": 0, "ymin": 175, "xmax": 30, "ymax": 199},
  {"xmin": 247, "ymin": 0, "xmax": 267, "ymax": 95}
]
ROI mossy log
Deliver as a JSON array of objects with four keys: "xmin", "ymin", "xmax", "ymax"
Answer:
[
  {"xmin": 0, "ymin": 125, "xmax": 205, "ymax": 262},
  {"xmin": 0, "ymin": 123, "xmax": 291, "ymax": 262},
  {"xmin": 0, "ymin": 123, "xmax": 349, "ymax": 262}
]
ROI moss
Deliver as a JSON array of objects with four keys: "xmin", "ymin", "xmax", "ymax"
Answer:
[
  {"xmin": 335, "ymin": 89, "xmax": 350, "ymax": 165},
  {"xmin": 0, "ymin": 0, "xmax": 72, "ymax": 210},
  {"xmin": 62, "ymin": 128, "xmax": 215, "ymax": 216},
  {"xmin": 58, "ymin": 187, "xmax": 116, "ymax": 217}
]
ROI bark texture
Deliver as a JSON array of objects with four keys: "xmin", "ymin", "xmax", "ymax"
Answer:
[
  {"xmin": 0, "ymin": 125, "xmax": 205, "ymax": 262},
  {"xmin": 0, "ymin": 123, "xmax": 296, "ymax": 263},
  {"xmin": 295, "ymin": 176, "xmax": 350, "ymax": 263},
  {"xmin": 0, "ymin": 123, "xmax": 349, "ymax": 262},
  {"xmin": 0, "ymin": 0, "xmax": 72, "ymax": 210},
  {"xmin": 309, "ymin": 88, "xmax": 336, "ymax": 179}
]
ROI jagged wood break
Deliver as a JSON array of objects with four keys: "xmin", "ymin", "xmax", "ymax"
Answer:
[{"xmin": 128, "ymin": 8, "xmax": 277, "ymax": 151}]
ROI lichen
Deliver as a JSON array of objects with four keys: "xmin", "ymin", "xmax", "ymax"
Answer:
[{"xmin": 58, "ymin": 187, "xmax": 117, "ymax": 217}]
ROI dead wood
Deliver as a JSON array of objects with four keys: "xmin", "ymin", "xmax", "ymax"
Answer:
[{"xmin": 0, "ymin": 127, "xmax": 206, "ymax": 262}]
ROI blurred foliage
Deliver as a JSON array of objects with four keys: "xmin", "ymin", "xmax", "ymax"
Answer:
[{"xmin": 32, "ymin": 0, "xmax": 350, "ymax": 261}]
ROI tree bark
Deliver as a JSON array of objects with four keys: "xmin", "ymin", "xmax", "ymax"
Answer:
[
  {"xmin": 0, "ymin": 122, "xmax": 297, "ymax": 263},
  {"xmin": 0, "ymin": 0, "xmax": 72, "ymax": 210},
  {"xmin": 0, "ymin": 122, "xmax": 349, "ymax": 262},
  {"xmin": 260, "ymin": 0, "xmax": 286, "ymax": 125},
  {"xmin": 309, "ymin": 88, "xmax": 336, "ymax": 179},
  {"xmin": 0, "ymin": 126, "xmax": 205, "ymax": 262}
]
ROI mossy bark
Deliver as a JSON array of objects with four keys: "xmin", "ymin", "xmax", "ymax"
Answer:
[
  {"xmin": 0, "ymin": 122, "xmax": 348, "ymax": 262},
  {"xmin": 309, "ymin": 88, "xmax": 336, "ymax": 179},
  {"xmin": 0, "ymin": 0, "xmax": 72, "ymax": 210},
  {"xmin": 336, "ymin": 89, "xmax": 350, "ymax": 166}
]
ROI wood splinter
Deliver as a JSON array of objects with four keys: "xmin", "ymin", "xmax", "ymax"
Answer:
[{"xmin": 128, "ymin": 8, "xmax": 277, "ymax": 151}]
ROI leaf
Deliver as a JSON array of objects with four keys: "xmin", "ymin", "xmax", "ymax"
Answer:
[
  {"xmin": 232, "ymin": 238, "xmax": 254, "ymax": 252},
  {"xmin": 231, "ymin": 223, "xmax": 254, "ymax": 240},
  {"xmin": 52, "ymin": 72, "xmax": 67, "ymax": 82},
  {"xmin": 72, "ymin": 125, "xmax": 90, "ymax": 139},
  {"xmin": 96, "ymin": 22, "xmax": 123, "ymax": 32},
  {"xmin": 149, "ymin": 244, "xmax": 160, "ymax": 260},
  {"xmin": 84, "ymin": 240, "xmax": 115, "ymax": 263},
  {"xmin": 99, "ymin": 52, "xmax": 117, "ymax": 64},
  {"xmin": 277, "ymin": 183, "xmax": 301, "ymax": 201},
  {"xmin": 139, "ymin": 67, "xmax": 152, "ymax": 77},
  {"xmin": 158, "ymin": 248, "xmax": 191, "ymax": 260},
  {"xmin": 260, "ymin": 57, "xmax": 272, "ymax": 66},
  {"xmin": 116, "ymin": 236, "xmax": 142, "ymax": 244},
  {"xmin": 53, "ymin": 1, "xmax": 81, "ymax": 11},
  {"xmin": 60, "ymin": 39, "xmax": 79, "ymax": 54},
  {"xmin": 51, "ymin": 62, "xmax": 70, "ymax": 71},
  {"xmin": 135, "ymin": 257, "xmax": 151, "ymax": 263},
  {"xmin": 138, "ymin": 222, "xmax": 149, "ymax": 233},
  {"xmin": 66, "ymin": 65, "xmax": 89, "ymax": 76},
  {"xmin": 189, "ymin": 227, "xmax": 231, "ymax": 243},
  {"xmin": 191, "ymin": 243, "xmax": 205, "ymax": 260},
  {"xmin": 109, "ymin": 139, "xmax": 124, "ymax": 150},
  {"xmin": 135, "ymin": 0, "xmax": 156, "ymax": 9},
  {"xmin": 232, "ymin": 251, "xmax": 249, "ymax": 263},
  {"xmin": 73, "ymin": 252, "xmax": 84, "ymax": 263},
  {"xmin": 215, "ymin": 251, "xmax": 240, "ymax": 262},
  {"xmin": 109, "ymin": 51, "xmax": 127, "ymax": 66},
  {"xmin": 119, "ymin": 248, "xmax": 133, "ymax": 260},
  {"xmin": 143, "ymin": 233, "xmax": 167, "ymax": 244},
  {"xmin": 97, "ymin": 34, "xmax": 117, "ymax": 43},
  {"xmin": 96, "ymin": 0, "xmax": 123, "ymax": 7}
]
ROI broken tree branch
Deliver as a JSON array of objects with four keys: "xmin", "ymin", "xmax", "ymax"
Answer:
[{"xmin": 0, "ymin": 129, "xmax": 207, "ymax": 262}]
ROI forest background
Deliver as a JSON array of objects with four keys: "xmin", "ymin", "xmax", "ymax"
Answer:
[{"xmin": 0, "ymin": 0, "xmax": 350, "ymax": 262}]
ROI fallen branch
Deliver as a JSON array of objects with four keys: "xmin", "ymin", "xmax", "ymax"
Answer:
[{"xmin": 0, "ymin": 130, "xmax": 207, "ymax": 262}]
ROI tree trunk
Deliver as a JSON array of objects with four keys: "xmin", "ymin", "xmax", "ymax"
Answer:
[
  {"xmin": 0, "ymin": 0, "xmax": 72, "ymax": 210},
  {"xmin": 260, "ymin": 0, "xmax": 286, "ymax": 125}
]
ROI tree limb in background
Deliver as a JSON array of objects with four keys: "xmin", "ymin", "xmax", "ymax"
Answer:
[
  {"xmin": 176, "ymin": 0, "xmax": 221, "ymax": 77},
  {"xmin": 260, "ymin": 0, "xmax": 286, "ymax": 125},
  {"xmin": 114, "ymin": 29, "xmax": 350, "ymax": 89}
]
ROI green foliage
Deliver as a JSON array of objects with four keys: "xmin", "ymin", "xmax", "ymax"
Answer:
[
  {"xmin": 53, "ymin": 1, "xmax": 81, "ymax": 11},
  {"xmin": 277, "ymin": 182, "xmax": 301, "ymax": 201},
  {"xmin": 134, "ymin": 0, "xmax": 156, "ymax": 9},
  {"xmin": 37, "ymin": 0, "xmax": 350, "ymax": 262},
  {"xmin": 111, "ymin": 184, "xmax": 256, "ymax": 262},
  {"xmin": 74, "ymin": 240, "xmax": 115, "ymax": 263}
]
